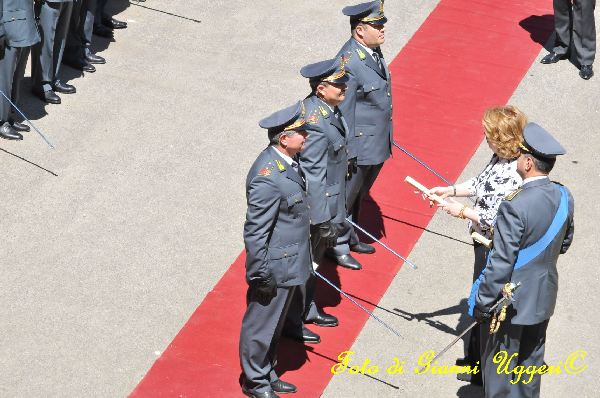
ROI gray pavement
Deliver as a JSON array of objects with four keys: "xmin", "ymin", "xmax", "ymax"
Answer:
[{"xmin": 0, "ymin": 1, "xmax": 597, "ymax": 397}]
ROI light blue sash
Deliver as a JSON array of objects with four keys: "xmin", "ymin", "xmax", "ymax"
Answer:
[{"xmin": 467, "ymin": 185, "xmax": 568, "ymax": 316}]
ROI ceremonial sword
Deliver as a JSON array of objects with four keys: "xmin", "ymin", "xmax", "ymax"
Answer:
[
  {"xmin": 418, "ymin": 281, "xmax": 521, "ymax": 372},
  {"xmin": 346, "ymin": 217, "xmax": 418, "ymax": 270},
  {"xmin": 0, "ymin": 90, "xmax": 55, "ymax": 149},
  {"xmin": 314, "ymin": 269, "xmax": 404, "ymax": 339},
  {"xmin": 393, "ymin": 141, "xmax": 451, "ymax": 185}
]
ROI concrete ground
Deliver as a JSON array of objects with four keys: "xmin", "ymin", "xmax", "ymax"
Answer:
[{"xmin": 0, "ymin": 0, "xmax": 597, "ymax": 397}]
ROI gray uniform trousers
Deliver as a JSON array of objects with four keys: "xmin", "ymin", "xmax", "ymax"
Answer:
[
  {"xmin": 552, "ymin": 0, "xmax": 596, "ymax": 65},
  {"xmin": 1, "ymin": 0, "xmax": 40, "ymax": 122},
  {"xmin": 332, "ymin": 163, "xmax": 383, "ymax": 256},
  {"xmin": 0, "ymin": 46, "xmax": 30, "ymax": 122},
  {"xmin": 32, "ymin": 0, "xmax": 74, "ymax": 92},
  {"xmin": 240, "ymin": 285, "xmax": 297, "ymax": 393},
  {"xmin": 481, "ymin": 317, "xmax": 549, "ymax": 398}
]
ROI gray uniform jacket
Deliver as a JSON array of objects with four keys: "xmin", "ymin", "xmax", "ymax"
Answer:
[
  {"xmin": 244, "ymin": 146, "xmax": 312, "ymax": 288},
  {"xmin": 2, "ymin": 0, "xmax": 40, "ymax": 47},
  {"xmin": 299, "ymin": 94, "xmax": 348, "ymax": 225},
  {"xmin": 336, "ymin": 37, "xmax": 393, "ymax": 166},
  {"xmin": 475, "ymin": 178, "xmax": 574, "ymax": 325},
  {"xmin": 1, "ymin": 2, "xmax": 5, "ymax": 40}
]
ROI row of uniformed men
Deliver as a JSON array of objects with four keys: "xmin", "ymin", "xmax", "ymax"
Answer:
[
  {"xmin": 239, "ymin": 1, "xmax": 393, "ymax": 397},
  {"xmin": 0, "ymin": 0, "xmax": 134, "ymax": 141}
]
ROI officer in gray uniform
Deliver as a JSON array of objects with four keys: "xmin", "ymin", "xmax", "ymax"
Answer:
[
  {"xmin": 239, "ymin": 102, "xmax": 312, "ymax": 398},
  {"xmin": 331, "ymin": 0, "xmax": 393, "ymax": 270},
  {"xmin": 0, "ymin": 0, "xmax": 40, "ymax": 140},
  {"xmin": 470, "ymin": 123, "xmax": 575, "ymax": 397},
  {"xmin": 541, "ymin": 0, "xmax": 596, "ymax": 80},
  {"xmin": 282, "ymin": 58, "xmax": 350, "ymax": 345},
  {"xmin": 31, "ymin": 0, "xmax": 74, "ymax": 104}
]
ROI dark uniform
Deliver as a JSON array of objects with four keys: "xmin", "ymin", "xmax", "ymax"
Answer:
[
  {"xmin": 333, "ymin": 0, "xmax": 393, "ymax": 262},
  {"xmin": 0, "ymin": 0, "xmax": 40, "ymax": 140},
  {"xmin": 239, "ymin": 103, "xmax": 311, "ymax": 398},
  {"xmin": 63, "ymin": 0, "xmax": 103, "ymax": 72},
  {"xmin": 284, "ymin": 58, "xmax": 349, "ymax": 338},
  {"xmin": 542, "ymin": 0, "xmax": 596, "ymax": 79},
  {"xmin": 31, "ymin": 0, "xmax": 74, "ymax": 103},
  {"xmin": 470, "ymin": 123, "xmax": 575, "ymax": 397}
]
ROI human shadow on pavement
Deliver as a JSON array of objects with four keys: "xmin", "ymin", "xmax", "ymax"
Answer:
[
  {"xmin": 16, "ymin": 77, "xmax": 49, "ymax": 122},
  {"xmin": 456, "ymin": 383, "xmax": 484, "ymax": 397},
  {"xmin": 275, "ymin": 345, "xmax": 401, "ymax": 390},
  {"xmin": 519, "ymin": 14, "xmax": 555, "ymax": 52},
  {"xmin": 393, "ymin": 299, "xmax": 473, "ymax": 338}
]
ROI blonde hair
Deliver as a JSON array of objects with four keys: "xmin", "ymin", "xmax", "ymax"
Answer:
[{"xmin": 482, "ymin": 105, "xmax": 527, "ymax": 160}]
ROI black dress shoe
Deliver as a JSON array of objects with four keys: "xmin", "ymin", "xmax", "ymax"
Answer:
[
  {"xmin": 63, "ymin": 58, "xmax": 96, "ymax": 73},
  {"xmin": 456, "ymin": 371, "xmax": 483, "ymax": 385},
  {"xmin": 283, "ymin": 326, "xmax": 320, "ymax": 344},
  {"xmin": 0, "ymin": 122, "xmax": 23, "ymax": 140},
  {"xmin": 93, "ymin": 24, "xmax": 114, "ymax": 38},
  {"xmin": 53, "ymin": 81, "xmax": 76, "ymax": 94},
  {"xmin": 242, "ymin": 386, "xmax": 280, "ymax": 398},
  {"xmin": 33, "ymin": 89, "xmax": 61, "ymax": 104},
  {"xmin": 579, "ymin": 65, "xmax": 594, "ymax": 80},
  {"xmin": 540, "ymin": 52, "xmax": 566, "ymax": 64},
  {"xmin": 270, "ymin": 379, "xmax": 297, "ymax": 394},
  {"xmin": 307, "ymin": 310, "xmax": 338, "ymax": 327},
  {"xmin": 332, "ymin": 254, "xmax": 362, "ymax": 270},
  {"xmin": 350, "ymin": 242, "xmax": 376, "ymax": 254},
  {"xmin": 85, "ymin": 52, "xmax": 106, "ymax": 64},
  {"xmin": 103, "ymin": 16, "xmax": 127, "ymax": 29},
  {"xmin": 10, "ymin": 121, "xmax": 30, "ymax": 132}
]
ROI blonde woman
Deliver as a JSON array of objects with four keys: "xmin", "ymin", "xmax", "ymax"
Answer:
[{"xmin": 429, "ymin": 105, "xmax": 527, "ymax": 384}]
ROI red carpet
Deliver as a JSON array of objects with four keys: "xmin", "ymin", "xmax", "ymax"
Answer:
[{"xmin": 131, "ymin": 1, "xmax": 553, "ymax": 396}]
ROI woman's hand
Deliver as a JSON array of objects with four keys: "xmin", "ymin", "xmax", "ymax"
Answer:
[
  {"xmin": 439, "ymin": 197, "xmax": 466, "ymax": 218},
  {"xmin": 428, "ymin": 186, "xmax": 453, "ymax": 199}
]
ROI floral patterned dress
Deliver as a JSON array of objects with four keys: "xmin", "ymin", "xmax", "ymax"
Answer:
[{"xmin": 465, "ymin": 154, "xmax": 522, "ymax": 239}]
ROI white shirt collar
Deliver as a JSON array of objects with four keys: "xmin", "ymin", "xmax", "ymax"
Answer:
[
  {"xmin": 273, "ymin": 147, "xmax": 294, "ymax": 166},
  {"xmin": 318, "ymin": 98, "xmax": 334, "ymax": 113},
  {"xmin": 522, "ymin": 175, "xmax": 548, "ymax": 185},
  {"xmin": 356, "ymin": 40, "xmax": 376, "ymax": 59}
]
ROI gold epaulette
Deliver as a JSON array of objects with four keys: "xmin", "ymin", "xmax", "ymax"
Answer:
[{"xmin": 505, "ymin": 188, "xmax": 522, "ymax": 201}]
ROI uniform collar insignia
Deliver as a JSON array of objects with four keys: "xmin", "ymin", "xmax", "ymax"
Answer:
[
  {"xmin": 356, "ymin": 48, "xmax": 366, "ymax": 60},
  {"xmin": 274, "ymin": 159, "xmax": 286, "ymax": 172}
]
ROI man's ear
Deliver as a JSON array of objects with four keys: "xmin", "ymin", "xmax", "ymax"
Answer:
[{"xmin": 354, "ymin": 24, "xmax": 364, "ymax": 38}]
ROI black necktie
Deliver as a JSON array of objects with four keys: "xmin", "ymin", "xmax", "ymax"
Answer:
[{"xmin": 372, "ymin": 51, "xmax": 385, "ymax": 75}]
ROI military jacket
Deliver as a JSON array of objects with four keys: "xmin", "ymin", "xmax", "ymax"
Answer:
[
  {"xmin": 299, "ymin": 95, "xmax": 348, "ymax": 225},
  {"xmin": 2, "ymin": 0, "xmax": 40, "ymax": 48},
  {"xmin": 475, "ymin": 178, "xmax": 574, "ymax": 325},
  {"xmin": 336, "ymin": 37, "xmax": 393, "ymax": 165},
  {"xmin": 243, "ymin": 146, "xmax": 312, "ymax": 287}
]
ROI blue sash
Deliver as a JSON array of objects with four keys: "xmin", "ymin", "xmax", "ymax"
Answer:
[{"xmin": 467, "ymin": 185, "xmax": 568, "ymax": 316}]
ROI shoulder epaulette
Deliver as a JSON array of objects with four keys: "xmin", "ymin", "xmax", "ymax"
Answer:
[
  {"xmin": 318, "ymin": 106, "xmax": 329, "ymax": 117},
  {"xmin": 505, "ymin": 188, "xmax": 522, "ymax": 201},
  {"xmin": 257, "ymin": 162, "xmax": 274, "ymax": 177}
]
